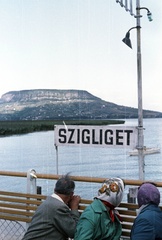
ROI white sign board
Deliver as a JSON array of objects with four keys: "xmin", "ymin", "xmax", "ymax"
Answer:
[{"xmin": 54, "ymin": 125, "xmax": 137, "ymax": 148}]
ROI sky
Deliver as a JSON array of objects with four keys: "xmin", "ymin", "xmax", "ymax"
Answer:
[{"xmin": 0, "ymin": 0, "xmax": 162, "ymax": 112}]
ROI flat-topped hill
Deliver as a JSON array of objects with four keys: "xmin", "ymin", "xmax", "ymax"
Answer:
[{"xmin": 0, "ymin": 89, "xmax": 161, "ymax": 120}]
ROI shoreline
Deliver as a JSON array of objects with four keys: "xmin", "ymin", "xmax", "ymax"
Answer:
[{"xmin": 0, "ymin": 119, "xmax": 125, "ymax": 136}]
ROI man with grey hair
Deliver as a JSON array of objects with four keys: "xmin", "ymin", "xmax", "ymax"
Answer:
[{"xmin": 22, "ymin": 173, "xmax": 81, "ymax": 240}]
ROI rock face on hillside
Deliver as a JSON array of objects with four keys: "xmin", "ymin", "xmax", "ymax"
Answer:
[
  {"xmin": 1, "ymin": 89, "xmax": 96, "ymax": 102},
  {"xmin": 0, "ymin": 89, "xmax": 161, "ymax": 120}
]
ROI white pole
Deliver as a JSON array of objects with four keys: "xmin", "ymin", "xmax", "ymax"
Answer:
[
  {"xmin": 115, "ymin": 0, "xmax": 146, "ymax": 180},
  {"xmin": 136, "ymin": 0, "xmax": 145, "ymax": 180},
  {"xmin": 54, "ymin": 126, "xmax": 59, "ymax": 174},
  {"xmin": 55, "ymin": 145, "xmax": 59, "ymax": 174}
]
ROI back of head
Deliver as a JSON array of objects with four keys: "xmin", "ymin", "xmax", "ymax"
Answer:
[
  {"xmin": 54, "ymin": 173, "xmax": 75, "ymax": 195},
  {"xmin": 137, "ymin": 182, "xmax": 160, "ymax": 207},
  {"xmin": 96, "ymin": 177, "xmax": 124, "ymax": 207}
]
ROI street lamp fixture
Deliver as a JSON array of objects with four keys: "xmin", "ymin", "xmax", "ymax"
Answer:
[
  {"xmin": 137, "ymin": 7, "xmax": 153, "ymax": 21},
  {"xmin": 122, "ymin": 6, "xmax": 152, "ymax": 49},
  {"xmin": 122, "ymin": 5, "xmax": 152, "ymax": 49},
  {"xmin": 122, "ymin": 27, "xmax": 138, "ymax": 49}
]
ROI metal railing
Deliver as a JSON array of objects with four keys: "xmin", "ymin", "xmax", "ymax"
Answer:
[{"xmin": 1, "ymin": 170, "xmax": 162, "ymax": 186}]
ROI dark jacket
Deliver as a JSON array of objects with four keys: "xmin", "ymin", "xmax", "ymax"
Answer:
[
  {"xmin": 22, "ymin": 196, "xmax": 80, "ymax": 240},
  {"xmin": 131, "ymin": 203, "xmax": 162, "ymax": 240}
]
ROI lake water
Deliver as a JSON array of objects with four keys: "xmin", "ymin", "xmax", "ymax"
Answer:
[{"xmin": 0, "ymin": 118, "xmax": 162, "ymax": 199}]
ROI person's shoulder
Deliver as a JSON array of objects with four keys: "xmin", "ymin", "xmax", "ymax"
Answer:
[
  {"xmin": 44, "ymin": 196, "xmax": 64, "ymax": 206},
  {"xmin": 139, "ymin": 204, "xmax": 162, "ymax": 219},
  {"xmin": 145, "ymin": 204, "xmax": 161, "ymax": 212},
  {"xmin": 92, "ymin": 198, "xmax": 105, "ymax": 207},
  {"xmin": 42, "ymin": 196, "xmax": 69, "ymax": 213},
  {"xmin": 89, "ymin": 198, "xmax": 106, "ymax": 213}
]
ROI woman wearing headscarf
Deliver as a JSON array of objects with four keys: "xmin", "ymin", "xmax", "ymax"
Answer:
[
  {"xmin": 74, "ymin": 177, "xmax": 124, "ymax": 240},
  {"xmin": 131, "ymin": 182, "xmax": 162, "ymax": 240}
]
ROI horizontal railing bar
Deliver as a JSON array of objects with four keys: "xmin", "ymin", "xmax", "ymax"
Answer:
[
  {"xmin": 119, "ymin": 203, "xmax": 138, "ymax": 209},
  {"xmin": 0, "ymin": 196, "xmax": 43, "ymax": 205},
  {"xmin": 118, "ymin": 210, "xmax": 136, "ymax": 216},
  {"xmin": 1, "ymin": 171, "xmax": 162, "ymax": 187},
  {"xmin": 0, "ymin": 214, "xmax": 31, "ymax": 223},
  {"xmin": 0, "ymin": 191, "xmax": 46, "ymax": 200},
  {"xmin": 121, "ymin": 224, "xmax": 133, "ymax": 230},
  {"xmin": 0, "ymin": 202, "xmax": 37, "ymax": 211},
  {"xmin": 0, "ymin": 208, "xmax": 33, "ymax": 217},
  {"xmin": 121, "ymin": 216, "xmax": 135, "ymax": 223}
]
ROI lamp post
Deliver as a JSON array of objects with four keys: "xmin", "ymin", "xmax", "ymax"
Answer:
[
  {"xmin": 116, "ymin": 0, "xmax": 152, "ymax": 180},
  {"xmin": 136, "ymin": 1, "xmax": 144, "ymax": 180}
]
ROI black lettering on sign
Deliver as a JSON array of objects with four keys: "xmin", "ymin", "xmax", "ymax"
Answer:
[
  {"xmin": 58, "ymin": 129, "xmax": 66, "ymax": 143},
  {"xmin": 124, "ymin": 130, "xmax": 133, "ymax": 145},
  {"xmin": 116, "ymin": 130, "xmax": 123, "ymax": 145},
  {"xmin": 100, "ymin": 129, "xmax": 102, "ymax": 144},
  {"xmin": 56, "ymin": 126, "xmax": 135, "ymax": 147},
  {"xmin": 77, "ymin": 129, "xmax": 80, "ymax": 144},
  {"xmin": 82, "ymin": 129, "xmax": 90, "ymax": 144},
  {"xmin": 68, "ymin": 129, "xmax": 75, "ymax": 143},
  {"xmin": 92, "ymin": 129, "xmax": 99, "ymax": 144},
  {"xmin": 105, "ymin": 130, "xmax": 113, "ymax": 145}
]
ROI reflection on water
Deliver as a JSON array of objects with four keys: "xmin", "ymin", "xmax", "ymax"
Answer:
[{"xmin": 0, "ymin": 118, "xmax": 162, "ymax": 199}]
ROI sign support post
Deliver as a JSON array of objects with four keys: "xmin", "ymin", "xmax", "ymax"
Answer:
[{"xmin": 55, "ymin": 145, "xmax": 59, "ymax": 174}]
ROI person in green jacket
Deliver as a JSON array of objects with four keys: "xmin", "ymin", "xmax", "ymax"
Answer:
[{"xmin": 74, "ymin": 177, "xmax": 124, "ymax": 240}]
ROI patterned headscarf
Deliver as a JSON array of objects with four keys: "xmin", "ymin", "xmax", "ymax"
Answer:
[
  {"xmin": 137, "ymin": 182, "xmax": 160, "ymax": 207},
  {"xmin": 96, "ymin": 178, "xmax": 124, "ymax": 207}
]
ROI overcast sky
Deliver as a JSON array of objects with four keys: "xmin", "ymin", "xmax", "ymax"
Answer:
[{"xmin": 0, "ymin": 0, "xmax": 162, "ymax": 112}]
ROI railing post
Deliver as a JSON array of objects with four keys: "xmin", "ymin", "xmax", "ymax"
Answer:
[
  {"xmin": 127, "ymin": 187, "xmax": 138, "ymax": 204},
  {"xmin": 26, "ymin": 169, "xmax": 37, "ymax": 230},
  {"xmin": 27, "ymin": 169, "xmax": 37, "ymax": 194}
]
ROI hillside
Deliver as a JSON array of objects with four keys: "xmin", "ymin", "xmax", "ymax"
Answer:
[{"xmin": 0, "ymin": 89, "xmax": 161, "ymax": 120}]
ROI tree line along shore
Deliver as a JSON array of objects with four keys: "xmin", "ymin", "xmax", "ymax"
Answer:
[{"xmin": 0, "ymin": 119, "xmax": 125, "ymax": 136}]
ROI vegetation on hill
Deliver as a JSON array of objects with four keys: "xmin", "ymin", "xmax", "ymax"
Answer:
[{"xmin": 0, "ymin": 89, "xmax": 162, "ymax": 121}]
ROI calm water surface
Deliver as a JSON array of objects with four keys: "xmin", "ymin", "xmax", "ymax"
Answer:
[{"xmin": 0, "ymin": 118, "xmax": 162, "ymax": 199}]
